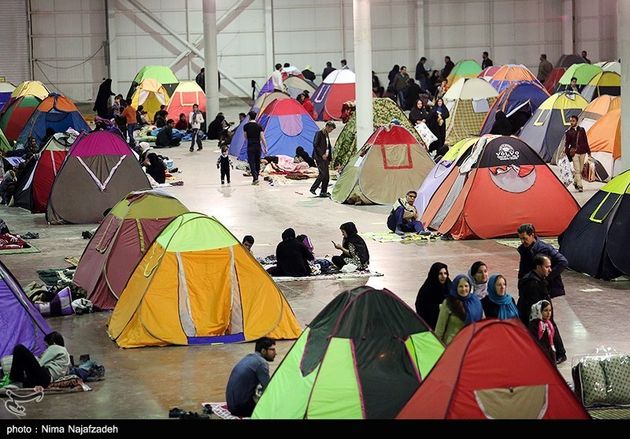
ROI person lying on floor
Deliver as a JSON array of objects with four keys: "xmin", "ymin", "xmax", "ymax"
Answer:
[
  {"xmin": 266, "ymin": 228, "xmax": 314, "ymax": 277},
  {"xmin": 387, "ymin": 190, "xmax": 425, "ymax": 235}
]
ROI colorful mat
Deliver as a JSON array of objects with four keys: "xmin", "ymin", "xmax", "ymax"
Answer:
[
  {"xmin": 494, "ymin": 237, "xmax": 559, "ymax": 250},
  {"xmin": 273, "ymin": 271, "xmax": 383, "ymax": 282},
  {"xmin": 0, "ymin": 244, "xmax": 39, "ymax": 255},
  {"xmin": 360, "ymin": 231, "xmax": 440, "ymax": 244}
]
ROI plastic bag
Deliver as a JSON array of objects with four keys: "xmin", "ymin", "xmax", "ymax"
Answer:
[{"xmin": 557, "ymin": 155, "xmax": 573, "ymax": 187}]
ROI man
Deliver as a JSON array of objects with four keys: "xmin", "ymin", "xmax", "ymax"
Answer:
[
  {"xmin": 121, "ymin": 100, "xmax": 137, "ymax": 147},
  {"xmin": 568, "ymin": 76, "xmax": 579, "ymax": 93},
  {"xmin": 267, "ymin": 228, "xmax": 314, "ymax": 277},
  {"xmin": 188, "ymin": 103, "xmax": 204, "ymax": 152},
  {"xmin": 225, "ymin": 337, "xmax": 277, "ymax": 417},
  {"xmin": 310, "ymin": 122, "xmax": 336, "ymax": 197},
  {"xmin": 415, "ymin": 57, "xmax": 429, "ymax": 91},
  {"xmin": 581, "ymin": 50, "xmax": 591, "ymax": 64},
  {"xmin": 393, "ymin": 66, "xmax": 410, "ymax": 107},
  {"xmin": 243, "ymin": 111, "xmax": 267, "ymax": 185},
  {"xmin": 271, "ymin": 63, "xmax": 284, "ymax": 92},
  {"xmin": 481, "ymin": 51, "xmax": 493, "ymax": 69},
  {"xmin": 301, "ymin": 65, "xmax": 316, "ymax": 82},
  {"xmin": 564, "ymin": 115, "xmax": 592, "ymax": 192},
  {"xmin": 441, "ymin": 56, "xmax": 455, "ymax": 79},
  {"xmin": 517, "ymin": 223, "xmax": 568, "ymax": 299},
  {"xmin": 340, "ymin": 59, "xmax": 349, "ymax": 70},
  {"xmin": 155, "ymin": 119, "xmax": 180, "ymax": 147},
  {"xmin": 195, "ymin": 67, "xmax": 205, "ymax": 92},
  {"xmin": 537, "ymin": 54, "xmax": 553, "ymax": 83},
  {"xmin": 387, "ymin": 191, "xmax": 425, "ymax": 235},
  {"xmin": 517, "ymin": 254, "xmax": 567, "ymax": 364},
  {"xmin": 154, "ymin": 105, "xmax": 168, "ymax": 127},
  {"xmin": 322, "ymin": 61, "xmax": 335, "ymax": 80},
  {"xmin": 242, "ymin": 235, "xmax": 255, "ymax": 252}
]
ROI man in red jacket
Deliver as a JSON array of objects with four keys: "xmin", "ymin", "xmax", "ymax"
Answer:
[{"xmin": 564, "ymin": 115, "xmax": 591, "ymax": 192}]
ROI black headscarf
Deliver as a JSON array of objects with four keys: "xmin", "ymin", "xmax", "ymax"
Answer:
[
  {"xmin": 340, "ymin": 222, "xmax": 369, "ymax": 266},
  {"xmin": 415, "ymin": 262, "xmax": 451, "ymax": 328},
  {"xmin": 282, "ymin": 228, "xmax": 296, "ymax": 240},
  {"xmin": 93, "ymin": 78, "xmax": 114, "ymax": 118},
  {"xmin": 145, "ymin": 153, "xmax": 166, "ymax": 184}
]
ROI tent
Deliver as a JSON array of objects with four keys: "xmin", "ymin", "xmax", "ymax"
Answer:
[
  {"xmin": 107, "ymin": 212, "xmax": 302, "ymax": 348},
  {"xmin": 13, "ymin": 133, "xmax": 73, "ymax": 212},
  {"xmin": 585, "ymin": 108, "xmax": 621, "ymax": 180},
  {"xmin": 47, "ymin": 131, "xmax": 151, "ymax": 224},
  {"xmin": 17, "ymin": 94, "xmax": 89, "ymax": 147},
  {"xmin": 332, "ymin": 125, "xmax": 435, "ymax": 205},
  {"xmin": 443, "ymin": 77, "xmax": 498, "ymax": 145},
  {"xmin": 229, "ymin": 98, "xmax": 318, "ymax": 161},
  {"xmin": 0, "ymin": 260, "xmax": 52, "ymax": 358},
  {"xmin": 556, "ymin": 63, "xmax": 602, "ymax": 92},
  {"xmin": 333, "ymin": 97, "xmax": 421, "ymax": 168},
  {"xmin": 257, "ymin": 71, "xmax": 309, "ymax": 97},
  {"xmin": 312, "ymin": 69, "xmax": 356, "ymax": 121},
  {"xmin": 283, "ymin": 76, "xmax": 316, "ymax": 99},
  {"xmin": 477, "ymin": 65, "xmax": 501, "ymax": 81},
  {"xmin": 595, "ymin": 61, "xmax": 621, "ymax": 74},
  {"xmin": 556, "ymin": 54, "xmax": 587, "ymax": 68},
  {"xmin": 446, "ymin": 60, "xmax": 482, "ymax": 86},
  {"xmin": 543, "ymin": 67, "xmax": 566, "ymax": 94},
  {"xmin": 130, "ymin": 79, "xmax": 170, "ymax": 119},
  {"xmin": 580, "ymin": 71, "xmax": 621, "ymax": 102},
  {"xmin": 397, "ymin": 320, "xmax": 589, "ymax": 419},
  {"xmin": 252, "ymin": 91, "xmax": 290, "ymax": 113},
  {"xmin": 0, "ymin": 81, "xmax": 15, "ymax": 110},
  {"xmin": 126, "ymin": 65, "xmax": 178, "ymax": 100},
  {"xmin": 0, "ymin": 95, "xmax": 42, "ymax": 142},
  {"xmin": 519, "ymin": 91, "xmax": 588, "ymax": 162},
  {"xmin": 252, "ymin": 286, "xmax": 444, "ymax": 419},
  {"xmin": 488, "ymin": 64, "xmax": 539, "ymax": 92},
  {"xmin": 74, "ymin": 190, "xmax": 189, "ymax": 311},
  {"xmin": 479, "ymin": 81, "xmax": 549, "ymax": 135},
  {"xmin": 559, "ymin": 171, "xmax": 630, "ymax": 280},
  {"xmin": 0, "ymin": 128, "xmax": 11, "ymax": 152},
  {"xmin": 10, "ymin": 80, "xmax": 49, "ymax": 100},
  {"xmin": 420, "ymin": 135, "xmax": 579, "ymax": 239},
  {"xmin": 165, "ymin": 81, "xmax": 206, "ymax": 121}
]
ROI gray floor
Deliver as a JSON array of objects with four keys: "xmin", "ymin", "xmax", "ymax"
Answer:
[{"xmin": 1, "ymin": 103, "xmax": 628, "ymax": 419}]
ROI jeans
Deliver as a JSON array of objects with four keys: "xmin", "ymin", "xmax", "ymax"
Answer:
[
  {"xmin": 191, "ymin": 128, "xmax": 202, "ymax": 150},
  {"xmin": 247, "ymin": 144, "xmax": 262, "ymax": 182}
]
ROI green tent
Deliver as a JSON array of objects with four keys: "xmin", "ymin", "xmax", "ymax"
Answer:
[
  {"xmin": 252, "ymin": 286, "xmax": 444, "ymax": 419},
  {"xmin": 0, "ymin": 128, "xmax": 11, "ymax": 152},
  {"xmin": 557, "ymin": 63, "xmax": 602, "ymax": 90},
  {"xmin": 333, "ymin": 98, "xmax": 421, "ymax": 169},
  {"xmin": 126, "ymin": 66, "xmax": 179, "ymax": 100},
  {"xmin": 446, "ymin": 59, "xmax": 482, "ymax": 86}
]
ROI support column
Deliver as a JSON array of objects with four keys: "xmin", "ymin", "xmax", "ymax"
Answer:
[
  {"xmin": 203, "ymin": 0, "xmax": 220, "ymax": 118},
  {"xmin": 618, "ymin": 0, "xmax": 630, "ymax": 174},
  {"xmin": 264, "ymin": 0, "xmax": 274, "ymax": 74},
  {"xmin": 415, "ymin": 0, "xmax": 425, "ymax": 62},
  {"xmin": 352, "ymin": 0, "xmax": 373, "ymax": 150},
  {"xmin": 105, "ymin": 0, "xmax": 119, "ymax": 92},
  {"xmin": 562, "ymin": 0, "xmax": 574, "ymax": 55}
]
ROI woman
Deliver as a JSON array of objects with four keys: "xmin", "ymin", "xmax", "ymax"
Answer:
[
  {"xmin": 469, "ymin": 261, "xmax": 489, "ymax": 299},
  {"xmin": 301, "ymin": 91, "xmax": 316, "ymax": 119},
  {"xmin": 434, "ymin": 274, "xmax": 483, "ymax": 345},
  {"xmin": 415, "ymin": 262, "xmax": 451, "ymax": 329},
  {"xmin": 332, "ymin": 222, "xmax": 370, "ymax": 271},
  {"xmin": 528, "ymin": 300, "xmax": 557, "ymax": 365},
  {"xmin": 207, "ymin": 113, "xmax": 229, "ymax": 141},
  {"xmin": 426, "ymin": 110, "xmax": 447, "ymax": 156},
  {"xmin": 174, "ymin": 113, "xmax": 188, "ymax": 130},
  {"xmin": 144, "ymin": 152, "xmax": 167, "ymax": 184},
  {"xmin": 409, "ymin": 99, "xmax": 430, "ymax": 126},
  {"xmin": 8, "ymin": 331, "xmax": 70, "ymax": 389},
  {"xmin": 93, "ymin": 78, "xmax": 114, "ymax": 118},
  {"xmin": 482, "ymin": 274, "xmax": 519, "ymax": 320}
]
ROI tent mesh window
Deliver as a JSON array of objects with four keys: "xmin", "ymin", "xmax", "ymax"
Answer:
[{"xmin": 381, "ymin": 144, "xmax": 412, "ymax": 170}]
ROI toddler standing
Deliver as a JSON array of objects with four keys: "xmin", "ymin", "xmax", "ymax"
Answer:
[{"xmin": 217, "ymin": 146, "xmax": 234, "ymax": 184}]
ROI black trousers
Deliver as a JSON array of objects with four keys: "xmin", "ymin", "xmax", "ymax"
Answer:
[
  {"xmin": 332, "ymin": 255, "xmax": 346, "ymax": 269},
  {"xmin": 552, "ymin": 319, "xmax": 566, "ymax": 357},
  {"xmin": 247, "ymin": 144, "xmax": 262, "ymax": 182},
  {"xmin": 220, "ymin": 167, "xmax": 231, "ymax": 183},
  {"xmin": 310, "ymin": 158, "xmax": 330, "ymax": 194},
  {"xmin": 9, "ymin": 344, "xmax": 51, "ymax": 388}
]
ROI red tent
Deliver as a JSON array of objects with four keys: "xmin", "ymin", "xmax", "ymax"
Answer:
[
  {"xmin": 397, "ymin": 319, "xmax": 589, "ymax": 419},
  {"xmin": 544, "ymin": 67, "xmax": 566, "ymax": 94},
  {"xmin": 312, "ymin": 69, "xmax": 357, "ymax": 121}
]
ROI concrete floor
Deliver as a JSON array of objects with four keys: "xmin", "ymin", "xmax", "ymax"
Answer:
[{"xmin": 1, "ymin": 103, "xmax": 629, "ymax": 419}]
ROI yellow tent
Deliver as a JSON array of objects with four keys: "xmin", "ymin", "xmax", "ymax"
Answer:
[
  {"xmin": 108, "ymin": 212, "xmax": 302, "ymax": 348},
  {"xmin": 11, "ymin": 81, "xmax": 49, "ymax": 100},
  {"xmin": 130, "ymin": 78, "xmax": 169, "ymax": 117}
]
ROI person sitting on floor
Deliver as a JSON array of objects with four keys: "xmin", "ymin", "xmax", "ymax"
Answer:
[
  {"xmin": 294, "ymin": 146, "xmax": 315, "ymax": 167},
  {"xmin": 266, "ymin": 228, "xmax": 314, "ymax": 277},
  {"xmin": 155, "ymin": 119, "xmax": 181, "ymax": 148},
  {"xmin": 174, "ymin": 113, "xmax": 188, "ymax": 131},
  {"xmin": 143, "ymin": 152, "xmax": 167, "ymax": 184},
  {"xmin": 332, "ymin": 222, "xmax": 370, "ymax": 271},
  {"xmin": 387, "ymin": 190, "xmax": 425, "ymax": 235}
]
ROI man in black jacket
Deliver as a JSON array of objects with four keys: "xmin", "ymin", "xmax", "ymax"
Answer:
[
  {"xmin": 309, "ymin": 122, "xmax": 336, "ymax": 198},
  {"xmin": 266, "ymin": 228, "xmax": 314, "ymax": 277}
]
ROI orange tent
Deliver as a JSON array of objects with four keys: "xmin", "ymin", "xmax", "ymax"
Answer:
[{"xmin": 587, "ymin": 108, "xmax": 621, "ymax": 179}]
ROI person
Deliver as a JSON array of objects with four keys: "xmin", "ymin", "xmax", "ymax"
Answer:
[
  {"xmin": 174, "ymin": 113, "xmax": 188, "ymax": 130},
  {"xmin": 517, "ymin": 254, "xmax": 567, "ymax": 364},
  {"xmin": 156, "ymin": 119, "xmax": 181, "ymax": 148},
  {"xmin": 392, "ymin": 66, "xmax": 410, "ymax": 106},
  {"xmin": 266, "ymin": 228, "xmax": 314, "ymax": 277},
  {"xmin": 481, "ymin": 51, "xmax": 493, "ymax": 69},
  {"xmin": 415, "ymin": 57, "xmax": 429, "ymax": 91},
  {"xmin": 7, "ymin": 331, "xmax": 70, "ymax": 389},
  {"xmin": 301, "ymin": 90, "xmax": 316, "ymax": 119},
  {"xmin": 481, "ymin": 274, "xmax": 519, "ymax": 320},
  {"xmin": 427, "ymin": 99, "xmax": 449, "ymax": 156},
  {"xmin": 386, "ymin": 191, "xmax": 424, "ymax": 235},
  {"xmin": 332, "ymin": 222, "xmax": 369, "ymax": 271},
  {"xmin": 340, "ymin": 59, "xmax": 349, "ymax": 70},
  {"xmin": 489, "ymin": 110, "xmax": 513, "ymax": 135},
  {"xmin": 143, "ymin": 152, "xmax": 167, "ymax": 184},
  {"xmin": 271, "ymin": 63, "xmax": 284, "ymax": 92},
  {"xmin": 225, "ymin": 337, "xmax": 277, "ymax": 417},
  {"xmin": 242, "ymin": 235, "xmax": 255, "ymax": 252},
  {"xmin": 581, "ymin": 50, "xmax": 591, "ymax": 64},
  {"xmin": 387, "ymin": 64, "xmax": 400, "ymax": 89},
  {"xmin": 468, "ymin": 261, "xmax": 489, "ymax": 299},
  {"xmin": 427, "ymin": 70, "xmax": 441, "ymax": 97},
  {"xmin": 517, "ymin": 223, "xmax": 568, "ymax": 299},
  {"xmin": 243, "ymin": 111, "xmax": 267, "ymax": 185},
  {"xmin": 301, "ymin": 65, "xmax": 316, "ymax": 82},
  {"xmin": 207, "ymin": 112, "xmax": 229, "ymax": 141},
  {"xmin": 322, "ymin": 61, "xmax": 335, "ymax": 80},
  {"xmin": 188, "ymin": 104, "xmax": 204, "ymax": 152},
  {"xmin": 93, "ymin": 78, "xmax": 114, "ymax": 118},
  {"xmin": 0, "ymin": 169, "xmax": 17, "ymax": 205},
  {"xmin": 528, "ymin": 300, "xmax": 558, "ymax": 365},
  {"xmin": 409, "ymin": 99, "xmax": 430, "ymax": 126},
  {"xmin": 136, "ymin": 105, "xmax": 146, "ymax": 126},
  {"xmin": 195, "ymin": 67, "xmax": 205, "ymax": 91},
  {"xmin": 564, "ymin": 115, "xmax": 591, "ymax": 192},
  {"xmin": 537, "ymin": 54, "xmax": 553, "ymax": 83},
  {"xmin": 372, "ymin": 71, "xmax": 383, "ymax": 97},
  {"xmin": 309, "ymin": 121, "xmax": 335, "ymax": 197},
  {"xmin": 217, "ymin": 146, "xmax": 233, "ymax": 185},
  {"xmin": 121, "ymin": 100, "xmax": 137, "ymax": 147},
  {"xmin": 295, "ymin": 146, "xmax": 315, "ymax": 167},
  {"xmin": 403, "ymin": 78, "xmax": 421, "ymax": 111},
  {"xmin": 441, "ymin": 56, "xmax": 455, "ymax": 79},
  {"xmin": 415, "ymin": 262, "xmax": 451, "ymax": 329},
  {"xmin": 434, "ymin": 274, "xmax": 483, "ymax": 345},
  {"xmin": 154, "ymin": 105, "xmax": 168, "ymax": 127},
  {"xmin": 568, "ymin": 76, "xmax": 579, "ymax": 93}
]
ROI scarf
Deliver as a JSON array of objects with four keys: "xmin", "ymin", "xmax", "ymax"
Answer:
[
  {"xmin": 486, "ymin": 275, "xmax": 519, "ymax": 320},
  {"xmin": 530, "ymin": 300, "xmax": 555, "ymax": 350},
  {"xmin": 449, "ymin": 274, "xmax": 483, "ymax": 325}
]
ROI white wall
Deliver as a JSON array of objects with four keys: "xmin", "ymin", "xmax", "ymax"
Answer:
[
  {"xmin": 575, "ymin": 0, "xmax": 617, "ymax": 63},
  {"xmin": 0, "ymin": 0, "xmax": 30, "ymax": 85}
]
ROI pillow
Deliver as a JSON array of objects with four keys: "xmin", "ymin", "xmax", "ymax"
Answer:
[
  {"xmin": 574, "ymin": 359, "xmax": 608, "ymax": 407},
  {"xmin": 601, "ymin": 356, "xmax": 630, "ymax": 405}
]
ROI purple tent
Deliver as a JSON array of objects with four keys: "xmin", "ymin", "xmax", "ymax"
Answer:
[{"xmin": 0, "ymin": 261, "xmax": 52, "ymax": 358}]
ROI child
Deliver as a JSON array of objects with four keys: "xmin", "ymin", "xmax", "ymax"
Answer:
[
  {"xmin": 217, "ymin": 146, "xmax": 233, "ymax": 184},
  {"xmin": 528, "ymin": 300, "xmax": 557, "ymax": 365}
]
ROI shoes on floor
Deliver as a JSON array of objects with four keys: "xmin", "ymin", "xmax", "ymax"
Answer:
[
  {"xmin": 197, "ymin": 147, "xmax": 203, "ymax": 151},
  {"xmin": 440, "ymin": 233, "xmax": 454, "ymax": 241},
  {"xmin": 556, "ymin": 354, "xmax": 567, "ymax": 365},
  {"xmin": 578, "ymin": 188, "xmax": 583, "ymax": 192},
  {"xmin": 189, "ymin": 147, "xmax": 194, "ymax": 152},
  {"xmin": 252, "ymin": 180, "xmax": 259, "ymax": 185},
  {"xmin": 319, "ymin": 192, "xmax": 331, "ymax": 198},
  {"xmin": 395, "ymin": 228, "xmax": 405, "ymax": 236},
  {"xmin": 82, "ymin": 231, "xmax": 93, "ymax": 240}
]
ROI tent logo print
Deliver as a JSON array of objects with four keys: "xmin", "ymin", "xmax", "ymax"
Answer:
[{"xmin": 496, "ymin": 144, "xmax": 520, "ymax": 161}]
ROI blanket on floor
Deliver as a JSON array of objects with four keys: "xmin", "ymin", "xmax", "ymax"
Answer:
[
  {"xmin": 495, "ymin": 237, "xmax": 559, "ymax": 249},
  {"xmin": 0, "ymin": 375, "xmax": 91, "ymax": 397},
  {"xmin": 0, "ymin": 244, "xmax": 39, "ymax": 255},
  {"xmin": 360, "ymin": 231, "xmax": 440, "ymax": 243},
  {"xmin": 201, "ymin": 402, "xmax": 247, "ymax": 420},
  {"xmin": 273, "ymin": 270, "xmax": 383, "ymax": 282}
]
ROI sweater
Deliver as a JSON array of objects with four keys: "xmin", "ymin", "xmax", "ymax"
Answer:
[{"xmin": 39, "ymin": 345, "xmax": 70, "ymax": 381}]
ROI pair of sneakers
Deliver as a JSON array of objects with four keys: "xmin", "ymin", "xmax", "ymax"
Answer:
[
  {"xmin": 189, "ymin": 146, "xmax": 203, "ymax": 152},
  {"xmin": 309, "ymin": 189, "xmax": 330, "ymax": 197}
]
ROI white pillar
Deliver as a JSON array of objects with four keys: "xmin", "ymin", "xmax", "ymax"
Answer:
[
  {"xmin": 618, "ymin": 0, "xmax": 630, "ymax": 174},
  {"xmin": 105, "ymin": 1, "xmax": 119, "ymax": 93},
  {"xmin": 353, "ymin": 0, "xmax": 373, "ymax": 150},
  {"xmin": 562, "ymin": 0, "xmax": 574, "ymax": 55},
  {"xmin": 264, "ymin": 0, "xmax": 274, "ymax": 77},
  {"xmin": 415, "ymin": 0, "xmax": 425, "ymax": 62},
  {"xmin": 203, "ymin": 0, "xmax": 220, "ymax": 119}
]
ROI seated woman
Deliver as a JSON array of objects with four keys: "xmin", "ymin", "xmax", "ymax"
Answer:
[
  {"xmin": 332, "ymin": 222, "xmax": 370, "ymax": 271},
  {"xmin": 295, "ymin": 146, "xmax": 315, "ymax": 167},
  {"xmin": 434, "ymin": 274, "xmax": 483, "ymax": 345},
  {"xmin": 8, "ymin": 331, "xmax": 70, "ymax": 389},
  {"xmin": 468, "ymin": 261, "xmax": 489, "ymax": 299},
  {"xmin": 143, "ymin": 152, "xmax": 167, "ymax": 184},
  {"xmin": 207, "ymin": 112, "xmax": 230, "ymax": 143},
  {"xmin": 174, "ymin": 113, "xmax": 189, "ymax": 130},
  {"xmin": 415, "ymin": 262, "xmax": 451, "ymax": 329},
  {"xmin": 266, "ymin": 228, "xmax": 314, "ymax": 277},
  {"xmin": 482, "ymin": 274, "xmax": 519, "ymax": 320}
]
